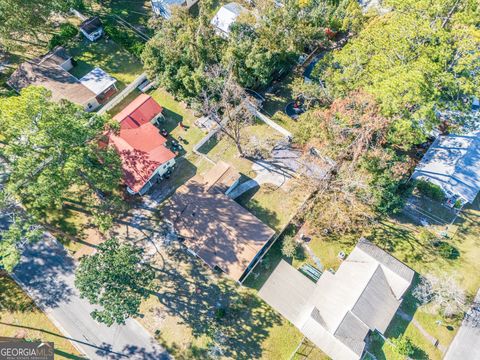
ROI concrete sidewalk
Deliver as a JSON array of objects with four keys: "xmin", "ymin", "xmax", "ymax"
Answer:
[{"xmin": 13, "ymin": 235, "xmax": 169, "ymax": 360}]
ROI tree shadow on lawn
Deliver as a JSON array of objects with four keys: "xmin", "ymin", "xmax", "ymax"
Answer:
[
  {"xmin": 368, "ymin": 219, "xmax": 439, "ymax": 266},
  {"xmin": 235, "ymin": 185, "xmax": 282, "ymax": 231},
  {"xmin": 0, "ymin": 322, "xmax": 88, "ymax": 359},
  {"xmin": 0, "ymin": 275, "xmax": 36, "ymax": 313},
  {"xmin": 149, "ymin": 248, "xmax": 283, "ymax": 359}
]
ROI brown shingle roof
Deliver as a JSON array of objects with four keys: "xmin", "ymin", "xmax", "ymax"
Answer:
[
  {"xmin": 7, "ymin": 47, "xmax": 95, "ymax": 106},
  {"xmin": 163, "ymin": 162, "xmax": 275, "ymax": 281}
]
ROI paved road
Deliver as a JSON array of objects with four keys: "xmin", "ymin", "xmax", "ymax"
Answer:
[
  {"xmin": 13, "ymin": 235, "xmax": 169, "ymax": 360},
  {"xmin": 444, "ymin": 289, "xmax": 480, "ymax": 360}
]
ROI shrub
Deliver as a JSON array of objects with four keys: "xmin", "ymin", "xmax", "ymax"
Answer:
[
  {"xmin": 390, "ymin": 335, "xmax": 415, "ymax": 357},
  {"xmin": 435, "ymin": 241, "xmax": 460, "ymax": 260},
  {"xmin": 48, "ymin": 23, "xmax": 78, "ymax": 49},
  {"xmin": 416, "ymin": 179, "xmax": 445, "ymax": 201},
  {"xmin": 281, "ymin": 234, "xmax": 298, "ymax": 258}
]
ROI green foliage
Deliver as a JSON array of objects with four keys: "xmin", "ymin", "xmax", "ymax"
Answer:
[
  {"xmin": 319, "ymin": 0, "xmax": 480, "ymax": 145},
  {"xmin": 281, "ymin": 234, "xmax": 298, "ymax": 258},
  {"xmin": 0, "ymin": 218, "xmax": 43, "ymax": 272},
  {"xmin": 0, "ymin": 0, "xmax": 74, "ymax": 45},
  {"xmin": 104, "ymin": 21, "xmax": 145, "ymax": 57},
  {"xmin": 435, "ymin": 241, "xmax": 460, "ymax": 260},
  {"xmin": 75, "ymin": 238, "xmax": 155, "ymax": 326},
  {"xmin": 48, "ymin": 23, "xmax": 78, "ymax": 49},
  {"xmin": 0, "ymin": 87, "xmax": 122, "ymax": 221},
  {"xmin": 390, "ymin": 335, "xmax": 416, "ymax": 357},
  {"xmin": 142, "ymin": 6, "xmax": 222, "ymax": 101},
  {"xmin": 416, "ymin": 180, "xmax": 445, "ymax": 201},
  {"xmin": 142, "ymin": 0, "xmax": 347, "ymax": 101}
]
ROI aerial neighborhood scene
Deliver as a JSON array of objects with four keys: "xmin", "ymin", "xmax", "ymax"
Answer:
[{"xmin": 0, "ymin": 0, "xmax": 480, "ymax": 359}]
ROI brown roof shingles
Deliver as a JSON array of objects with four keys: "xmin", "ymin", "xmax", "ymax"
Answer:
[{"xmin": 163, "ymin": 163, "xmax": 275, "ymax": 281}]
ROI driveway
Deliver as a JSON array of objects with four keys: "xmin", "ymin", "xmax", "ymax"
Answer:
[
  {"xmin": 444, "ymin": 289, "xmax": 480, "ymax": 360},
  {"xmin": 13, "ymin": 235, "xmax": 169, "ymax": 360}
]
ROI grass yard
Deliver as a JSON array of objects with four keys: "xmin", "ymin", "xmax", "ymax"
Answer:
[
  {"xmin": 261, "ymin": 72, "xmax": 299, "ymax": 134},
  {"xmin": 285, "ymin": 195, "xmax": 480, "ymax": 359},
  {"xmin": 137, "ymin": 243, "xmax": 306, "ymax": 360},
  {"xmin": 0, "ymin": 275, "xmax": 85, "ymax": 359},
  {"xmin": 150, "ymin": 87, "xmax": 205, "ymax": 155},
  {"xmin": 68, "ymin": 37, "xmax": 143, "ymax": 90},
  {"xmin": 202, "ymin": 120, "xmax": 284, "ymax": 176},
  {"xmin": 237, "ymin": 181, "xmax": 309, "ymax": 232}
]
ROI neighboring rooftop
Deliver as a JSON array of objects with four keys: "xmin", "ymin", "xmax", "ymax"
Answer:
[
  {"xmin": 7, "ymin": 47, "xmax": 117, "ymax": 109},
  {"xmin": 211, "ymin": 3, "xmax": 245, "ymax": 36},
  {"xmin": 113, "ymin": 94, "xmax": 163, "ymax": 129},
  {"xmin": 80, "ymin": 16, "xmax": 103, "ymax": 34},
  {"xmin": 162, "ymin": 161, "xmax": 275, "ymax": 281},
  {"xmin": 151, "ymin": 0, "xmax": 187, "ymax": 19},
  {"xmin": 259, "ymin": 238, "xmax": 415, "ymax": 360},
  {"xmin": 79, "ymin": 67, "xmax": 117, "ymax": 96},
  {"xmin": 107, "ymin": 123, "xmax": 176, "ymax": 193},
  {"xmin": 412, "ymin": 132, "xmax": 480, "ymax": 203},
  {"xmin": 7, "ymin": 47, "xmax": 96, "ymax": 107}
]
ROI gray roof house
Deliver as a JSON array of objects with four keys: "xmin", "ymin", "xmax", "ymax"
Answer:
[
  {"xmin": 412, "ymin": 132, "xmax": 480, "ymax": 204},
  {"xmin": 259, "ymin": 239, "xmax": 415, "ymax": 360},
  {"xmin": 151, "ymin": 0, "xmax": 198, "ymax": 19}
]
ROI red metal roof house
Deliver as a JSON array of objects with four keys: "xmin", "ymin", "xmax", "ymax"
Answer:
[{"xmin": 109, "ymin": 94, "xmax": 175, "ymax": 195}]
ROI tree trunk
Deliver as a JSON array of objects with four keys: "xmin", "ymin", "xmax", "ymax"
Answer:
[{"xmin": 235, "ymin": 141, "xmax": 245, "ymax": 157}]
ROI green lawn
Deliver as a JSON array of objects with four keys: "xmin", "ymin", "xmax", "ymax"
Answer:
[
  {"xmin": 289, "ymin": 196, "xmax": 480, "ymax": 359},
  {"xmin": 262, "ymin": 72, "xmax": 299, "ymax": 134},
  {"xmin": 90, "ymin": 0, "xmax": 153, "ymax": 34},
  {"xmin": 0, "ymin": 276, "xmax": 85, "ymax": 359},
  {"xmin": 138, "ymin": 243, "xmax": 306, "ymax": 360},
  {"xmin": 149, "ymin": 88, "xmax": 205, "ymax": 155},
  {"xmin": 68, "ymin": 37, "xmax": 143, "ymax": 90}
]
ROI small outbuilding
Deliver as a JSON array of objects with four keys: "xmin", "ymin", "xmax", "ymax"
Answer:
[
  {"xmin": 80, "ymin": 17, "xmax": 104, "ymax": 42},
  {"xmin": 412, "ymin": 132, "xmax": 480, "ymax": 205},
  {"xmin": 210, "ymin": 3, "xmax": 246, "ymax": 38},
  {"xmin": 79, "ymin": 67, "xmax": 117, "ymax": 103}
]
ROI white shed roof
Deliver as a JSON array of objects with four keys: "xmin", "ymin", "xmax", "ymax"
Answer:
[
  {"xmin": 259, "ymin": 238, "xmax": 414, "ymax": 360},
  {"xmin": 210, "ymin": 3, "xmax": 245, "ymax": 36},
  {"xmin": 412, "ymin": 132, "xmax": 480, "ymax": 203},
  {"xmin": 79, "ymin": 67, "xmax": 117, "ymax": 96}
]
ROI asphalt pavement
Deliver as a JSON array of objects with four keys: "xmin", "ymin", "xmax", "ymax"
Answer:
[{"xmin": 12, "ymin": 235, "xmax": 169, "ymax": 360}]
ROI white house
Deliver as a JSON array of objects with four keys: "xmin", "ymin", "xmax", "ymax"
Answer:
[
  {"xmin": 412, "ymin": 132, "xmax": 480, "ymax": 205},
  {"xmin": 79, "ymin": 17, "xmax": 104, "ymax": 42},
  {"xmin": 210, "ymin": 3, "xmax": 246, "ymax": 38}
]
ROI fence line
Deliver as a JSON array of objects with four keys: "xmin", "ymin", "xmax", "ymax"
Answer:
[{"xmin": 98, "ymin": 73, "xmax": 147, "ymax": 115}]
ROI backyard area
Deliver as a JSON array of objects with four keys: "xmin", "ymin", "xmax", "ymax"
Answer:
[
  {"xmin": 136, "ymin": 234, "xmax": 306, "ymax": 360},
  {"xmin": 0, "ymin": 275, "xmax": 85, "ymax": 359},
  {"xmin": 245, "ymin": 194, "xmax": 480, "ymax": 359},
  {"xmin": 68, "ymin": 37, "xmax": 144, "ymax": 90}
]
